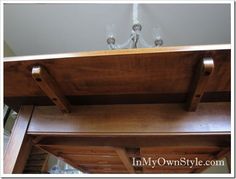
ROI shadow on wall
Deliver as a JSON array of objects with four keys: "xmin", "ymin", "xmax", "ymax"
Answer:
[{"xmin": 4, "ymin": 41, "xmax": 15, "ymax": 57}]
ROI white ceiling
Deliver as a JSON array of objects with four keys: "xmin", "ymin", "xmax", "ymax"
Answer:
[{"xmin": 4, "ymin": 4, "xmax": 231, "ymax": 56}]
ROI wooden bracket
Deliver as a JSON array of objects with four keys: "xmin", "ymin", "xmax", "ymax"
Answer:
[
  {"xmin": 186, "ymin": 58, "xmax": 214, "ymax": 111},
  {"xmin": 115, "ymin": 147, "xmax": 135, "ymax": 173},
  {"xmin": 32, "ymin": 66, "xmax": 71, "ymax": 113}
]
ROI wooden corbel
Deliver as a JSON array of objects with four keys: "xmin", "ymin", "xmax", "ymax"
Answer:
[
  {"xmin": 186, "ymin": 57, "xmax": 214, "ymax": 111},
  {"xmin": 32, "ymin": 66, "xmax": 71, "ymax": 113}
]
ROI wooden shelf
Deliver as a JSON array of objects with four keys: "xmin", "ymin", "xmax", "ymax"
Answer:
[{"xmin": 4, "ymin": 44, "xmax": 230, "ymax": 111}]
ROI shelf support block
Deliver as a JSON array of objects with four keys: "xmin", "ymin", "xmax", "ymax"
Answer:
[
  {"xmin": 186, "ymin": 57, "xmax": 214, "ymax": 111},
  {"xmin": 32, "ymin": 66, "xmax": 71, "ymax": 113},
  {"xmin": 115, "ymin": 147, "xmax": 135, "ymax": 173}
]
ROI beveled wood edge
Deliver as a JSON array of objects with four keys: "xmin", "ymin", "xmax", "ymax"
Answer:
[
  {"xmin": 27, "ymin": 132, "xmax": 231, "ymax": 136},
  {"xmin": 4, "ymin": 44, "xmax": 230, "ymax": 62}
]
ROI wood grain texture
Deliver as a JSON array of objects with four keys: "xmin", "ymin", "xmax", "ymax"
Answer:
[
  {"xmin": 60, "ymin": 154, "xmax": 121, "ymax": 164},
  {"xmin": 3, "ymin": 44, "xmax": 231, "ymax": 174},
  {"xmin": 27, "ymin": 103, "xmax": 230, "ymax": 135},
  {"xmin": 115, "ymin": 147, "xmax": 135, "ymax": 173},
  {"xmin": 4, "ymin": 45, "xmax": 230, "ymax": 107},
  {"xmin": 140, "ymin": 146, "xmax": 229, "ymax": 173},
  {"xmin": 24, "ymin": 146, "xmax": 50, "ymax": 174},
  {"xmin": 141, "ymin": 146, "xmax": 223, "ymax": 154},
  {"xmin": 34, "ymin": 144, "xmax": 88, "ymax": 173},
  {"xmin": 186, "ymin": 58, "xmax": 214, "ymax": 111},
  {"xmin": 36, "ymin": 145, "xmax": 118, "ymax": 156},
  {"xmin": 142, "ymin": 168, "xmax": 193, "ymax": 173},
  {"xmin": 4, "ymin": 106, "xmax": 34, "ymax": 174},
  {"xmin": 32, "ymin": 66, "xmax": 70, "ymax": 113},
  {"xmin": 26, "ymin": 102, "xmax": 230, "ymax": 173},
  {"xmin": 35, "ymin": 142, "xmax": 230, "ymax": 173},
  {"xmin": 38, "ymin": 145, "xmax": 125, "ymax": 173}
]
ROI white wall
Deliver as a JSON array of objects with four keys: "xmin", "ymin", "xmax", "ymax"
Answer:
[{"xmin": 4, "ymin": 4, "xmax": 230, "ymax": 56}]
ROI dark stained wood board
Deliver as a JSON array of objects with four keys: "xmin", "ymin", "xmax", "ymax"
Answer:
[
  {"xmin": 27, "ymin": 103, "xmax": 230, "ymax": 135},
  {"xmin": 4, "ymin": 44, "xmax": 230, "ymax": 109}
]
